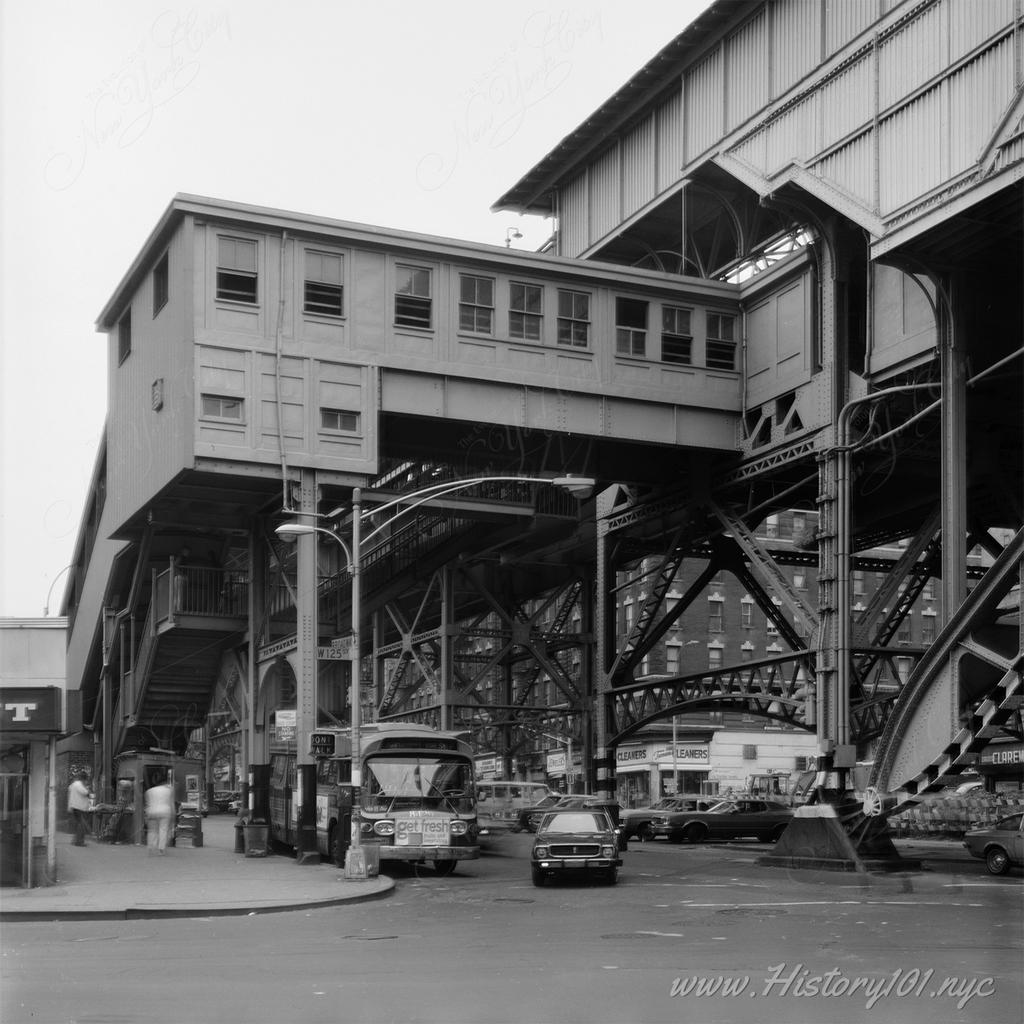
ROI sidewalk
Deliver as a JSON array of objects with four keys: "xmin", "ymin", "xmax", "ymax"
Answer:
[{"xmin": 0, "ymin": 814, "xmax": 393, "ymax": 922}]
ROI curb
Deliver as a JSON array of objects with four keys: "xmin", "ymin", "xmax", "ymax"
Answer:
[{"xmin": 0, "ymin": 876, "xmax": 395, "ymax": 923}]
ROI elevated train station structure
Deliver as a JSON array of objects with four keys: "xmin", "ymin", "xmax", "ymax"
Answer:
[{"xmin": 64, "ymin": 0, "xmax": 1022, "ymax": 861}]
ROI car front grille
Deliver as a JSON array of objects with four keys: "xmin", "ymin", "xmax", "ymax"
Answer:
[{"xmin": 548, "ymin": 843, "xmax": 601, "ymax": 856}]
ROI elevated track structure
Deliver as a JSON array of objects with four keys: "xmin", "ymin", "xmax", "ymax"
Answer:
[{"xmin": 65, "ymin": 1, "xmax": 1022, "ymax": 863}]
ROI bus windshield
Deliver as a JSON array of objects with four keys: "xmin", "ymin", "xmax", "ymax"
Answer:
[{"xmin": 363, "ymin": 755, "xmax": 474, "ymax": 813}]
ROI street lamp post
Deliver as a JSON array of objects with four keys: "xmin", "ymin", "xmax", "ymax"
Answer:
[{"xmin": 276, "ymin": 473, "xmax": 596, "ymax": 874}]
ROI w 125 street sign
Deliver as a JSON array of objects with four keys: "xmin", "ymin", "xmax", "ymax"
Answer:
[{"xmin": 318, "ymin": 636, "xmax": 354, "ymax": 660}]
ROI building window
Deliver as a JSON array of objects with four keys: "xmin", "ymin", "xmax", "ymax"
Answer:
[
  {"xmin": 852, "ymin": 571, "xmax": 865, "ymax": 596},
  {"xmin": 897, "ymin": 618, "xmax": 912, "ymax": 644},
  {"xmin": 395, "ymin": 265, "xmax": 432, "ymax": 328},
  {"xmin": 793, "ymin": 571, "xmax": 806, "ymax": 591},
  {"xmin": 706, "ymin": 312, "xmax": 736, "ymax": 369},
  {"xmin": 153, "ymin": 252, "xmax": 169, "ymax": 316},
  {"xmin": 708, "ymin": 646, "xmax": 723, "ymax": 671},
  {"xmin": 765, "ymin": 514, "xmax": 779, "ymax": 538},
  {"xmin": 216, "ymin": 237, "xmax": 258, "ymax": 304},
  {"xmin": 615, "ymin": 298, "xmax": 647, "ymax": 356},
  {"xmin": 708, "ymin": 599, "xmax": 723, "ymax": 633},
  {"xmin": 665, "ymin": 644, "xmax": 680, "ymax": 674},
  {"xmin": 509, "ymin": 282, "xmax": 542, "ymax": 340},
  {"xmin": 459, "ymin": 274, "xmax": 494, "ymax": 333},
  {"xmin": 921, "ymin": 614, "xmax": 936, "ymax": 643},
  {"xmin": 304, "ymin": 251, "xmax": 343, "ymax": 317},
  {"xmin": 321, "ymin": 408, "xmax": 359, "ymax": 432},
  {"xmin": 742, "ymin": 745, "xmax": 757, "ymax": 761},
  {"xmin": 201, "ymin": 394, "xmax": 244, "ymax": 421},
  {"xmin": 117, "ymin": 309, "xmax": 132, "ymax": 364},
  {"xmin": 557, "ymin": 290, "xmax": 590, "ymax": 346},
  {"xmin": 661, "ymin": 306, "xmax": 692, "ymax": 364},
  {"xmin": 741, "ymin": 599, "xmax": 753, "ymax": 629}
]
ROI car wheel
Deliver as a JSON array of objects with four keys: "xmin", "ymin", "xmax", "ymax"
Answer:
[
  {"xmin": 985, "ymin": 846, "xmax": 1011, "ymax": 875},
  {"xmin": 637, "ymin": 822, "xmax": 655, "ymax": 842},
  {"xmin": 604, "ymin": 866, "xmax": 618, "ymax": 886},
  {"xmin": 509, "ymin": 825, "xmax": 522, "ymax": 833},
  {"xmin": 433, "ymin": 859, "xmax": 458, "ymax": 877},
  {"xmin": 684, "ymin": 823, "xmax": 708, "ymax": 844},
  {"xmin": 531, "ymin": 866, "xmax": 546, "ymax": 887}
]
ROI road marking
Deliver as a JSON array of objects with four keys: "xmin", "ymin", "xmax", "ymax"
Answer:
[
  {"xmin": 636, "ymin": 930, "xmax": 685, "ymax": 937},
  {"xmin": 677, "ymin": 900, "xmax": 984, "ymax": 908}
]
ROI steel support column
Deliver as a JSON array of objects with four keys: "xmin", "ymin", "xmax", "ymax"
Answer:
[
  {"xmin": 941, "ymin": 278, "xmax": 967, "ymax": 739},
  {"xmin": 593, "ymin": 487, "xmax": 615, "ymax": 800},
  {"xmin": 294, "ymin": 469, "xmax": 320, "ymax": 863}
]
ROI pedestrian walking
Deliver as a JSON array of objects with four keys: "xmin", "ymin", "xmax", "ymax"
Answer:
[
  {"xmin": 67, "ymin": 770, "xmax": 94, "ymax": 846},
  {"xmin": 145, "ymin": 772, "xmax": 175, "ymax": 855}
]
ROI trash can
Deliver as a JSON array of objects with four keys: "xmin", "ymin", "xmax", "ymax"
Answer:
[
  {"xmin": 175, "ymin": 812, "xmax": 203, "ymax": 848},
  {"xmin": 243, "ymin": 821, "xmax": 270, "ymax": 858}
]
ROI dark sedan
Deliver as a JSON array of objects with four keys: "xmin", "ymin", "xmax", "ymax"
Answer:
[
  {"xmin": 962, "ymin": 811, "xmax": 1023, "ymax": 875},
  {"xmin": 620, "ymin": 795, "xmax": 713, "ymax": 841},
  {"xmin": 511, "ymin": 793, "xmax": 563, "ymax": 832},
  {"xmin": 649, "ymin": 798, "xmax": 793, "ymax": 843},
  {"xmin": 531, "ymin": 809, "xmax": 622, "ymax": 886}
]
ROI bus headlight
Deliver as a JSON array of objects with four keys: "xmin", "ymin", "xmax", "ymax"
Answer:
[
  {"xmin": 373, "ymin": 820, "xmax": 395, "ymax": 836},
  {"xmin": 449, "ymin": 820, "xmax": 468, "ymax": 836}
]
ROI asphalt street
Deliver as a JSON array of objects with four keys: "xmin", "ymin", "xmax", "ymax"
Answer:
[{"xmin": 3, "ymin": 830, "xmax": 1021, "ymax": 1024}]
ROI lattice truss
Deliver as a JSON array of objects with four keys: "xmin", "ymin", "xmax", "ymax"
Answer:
[{"xmin": 373, "ymin": 563, "xmax": 590, "ymax": 756}]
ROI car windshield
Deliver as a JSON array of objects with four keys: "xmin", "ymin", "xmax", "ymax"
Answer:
[
  {"xmin": 541, "ymin": 811, "xmax": 605, "ymax": 833},
  {"xmin": 994, "ymin": 813, "xmax": 1023, "ymax": 831}
]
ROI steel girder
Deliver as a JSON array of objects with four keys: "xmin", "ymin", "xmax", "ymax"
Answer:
[{"xmin": 373, "ymin": 563, "xmax": 591, "ymax": 755}]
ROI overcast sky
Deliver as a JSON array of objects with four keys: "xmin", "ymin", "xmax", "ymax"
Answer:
[{"xmin": 0, "ymin": 0, "xmax": 708, "ymax": 618}]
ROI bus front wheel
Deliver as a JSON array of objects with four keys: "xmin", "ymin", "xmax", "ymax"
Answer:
[{"xmin": 433, "ymin": 859, "xmax": 457, "ymax": 877}]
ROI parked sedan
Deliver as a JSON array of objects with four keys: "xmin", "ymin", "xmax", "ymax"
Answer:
[
  {"xmin": 521, "ymin": 795, "xmax": 609, "ymax": 834},
  {"xmin": 531, "ymin": 809, "xmax": 622, "ymax": 886},
  {"xmin": 511, "ymin": 793, "xmax": 563, "ymax": 832},
  {"xmin": 962, "ymin": 811, "xmax": 1024, "ymax": 875},
  {"xmin": 620, "ymin": 795, "xmax": 712, "ymax": 842},
  {"xmin": 650, "ymin": 798, "xmax": 793, "ymax": 844}
]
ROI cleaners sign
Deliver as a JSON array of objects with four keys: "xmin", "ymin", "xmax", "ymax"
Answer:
[{"xmin": 616, "ymin": 743, "xmax": 709, "ymax": 766}]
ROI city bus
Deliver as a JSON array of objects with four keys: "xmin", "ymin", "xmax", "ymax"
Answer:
[
  {"xmin": 271, "ymin": 723, "xmax": 480, "ymax": 875},
  {"xmin": 475, "ymin": 780, "xmax": 556, "ymax": 832}
]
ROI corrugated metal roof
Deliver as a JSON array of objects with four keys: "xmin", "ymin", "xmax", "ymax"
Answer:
[{"xmin": 491, "ymin": 1, "xmax": 755, "ymax": 216}]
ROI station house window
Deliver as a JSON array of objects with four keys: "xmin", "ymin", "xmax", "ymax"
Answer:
[
  {"xmin": 321, "ymin": 408, "xmax": 359, "ymax": 432},
  {"xmin": 616, "ymin": 297, "xmax": 647, "ymax": 356},
  {"xmin": 661, "ymin": 306, "xmax": 692, "ymax": 364},
  {"xmin": 509, "ymin": 282, "xmax": 542, "ymax": 340},
  {"xmin": 117, "ymin": 309, "xmax": 132, "ymax": 364},
  {"xmin": 304, "ymin": 250, "xmax": 344, "ymax": 317},
  {"xmin": 216, "ymin": 236, "xmax": 258, "ymax": 304},
  {"xmin": 706, "ymin": 312, "xmax": 737, "ymax": 370},
  {"xmin": 459, "ymin": 274, "xmax": 494, "ymax": 333},
  {"xmin": 152, "ymin": 252, "xmax": 169, "ymax": 317},
  {"xmin": 557, "ymin": 289, "xmax": 590, "ymax": 347},
  {"xmin": 395, "ymin": 265, "xmax": 432, "ymax": 329},
  {"xmin": 201, "ymin": 394, "xmax": 244, "ymax": 421}
]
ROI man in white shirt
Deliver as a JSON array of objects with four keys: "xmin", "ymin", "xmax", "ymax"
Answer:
[
  {"xmin": 67, "ymin": 771, "xmax": 93, "ymax": 846},
  {"xmin": 145, "ymin": 773, "xmax": 175, "ymax": 855}
]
